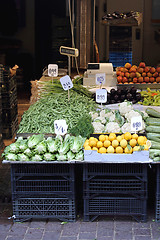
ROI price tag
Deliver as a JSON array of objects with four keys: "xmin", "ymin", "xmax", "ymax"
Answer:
[
  {"xmin": 131, "ymin": 116, "xmax": 143, "ymax": 132},
  {"xmin": 96, "ymin": 89, "xmax": 107, "ymax": 103},
  {"xmin": 54, "ymin": 120, "xmax": 68, "ymax": 135},
  {"xmin": 48, "ymin": 64, "xmax": 58, "ymax": 77},
  {"xmin": 60, "ymin": 75, "xmax": 73, "ymax": 90},
  {"xmin": 96, "ymin": 73, "xmax": 106, "ymax": 85}
]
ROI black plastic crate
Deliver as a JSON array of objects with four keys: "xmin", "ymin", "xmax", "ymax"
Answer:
[
  {"xmin": 11, "ymin": 163, "xmax": 75, "ymax": 196},
  {"xmin": 156, "ymin": 197, "xmax": 160, "ymax": 222},
  {"xmin": 1, "ymin": 86, "xmax": 17, "ymax": 109},
  {"xmin": 12, "ymin": 195, "xmax": 76, "ymax": 222},
  {"xmin": 2, "ymin": 105, "xmax": 18, "ymax": 124},
  {"xmin": 1, "ymin": 75, "xmax": 17, "ymax": 94},
  {"xmin": 83, "ymin": 163, "xmax": 147, "ymax": 180},
  {"xmin": 83, "ymin": 176, "xmax": 147, "ymax": 198},
  {"xmin": 2, "ymin": 117, "xmax": 18, "ymax": 139},
  {"xmin": 84, "ymin": 196, "xmax": 147, "ymax": 222},
  {"xmin": 156, "ymin": 165, "xmax": 160, "ymax": 222}
]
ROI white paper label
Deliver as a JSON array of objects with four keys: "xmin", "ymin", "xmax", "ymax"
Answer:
[
  {"xmin": 131, "ymin": 116, "xmax": 143, "ymax": 132},
  {"xmin": 60, "ymin": 75, "xmax": 73, "ymax": 90},
  {"xmin": 48, "ymin": 64, "xmax": 58, "ymax": 77},
  {"xmin": 96, "ymin": 73, "xmax": 106, "ymax": 85},
  {"xmin": 96, "ymin": 89, "xmax": 107, "ymax": 103},
  {"xmin": 54, "ymin": 120, "xmax": 68, "ymax": 135}
]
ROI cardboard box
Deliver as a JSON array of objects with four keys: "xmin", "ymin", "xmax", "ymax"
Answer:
[{"xmin": 84, "ymin": 150, "xmax": 151, "ymax": 163}]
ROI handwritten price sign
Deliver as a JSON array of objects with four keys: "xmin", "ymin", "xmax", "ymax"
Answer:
[
  {"xmin": 96, "ymin": 73, "xmax": 106, "ymax": 85},
  {"xmin": 54, "ymin": 120, "xmax": 68, "ymax": 136},
  {"xmin": 96, "ymin": 89, "xmax": 107, "ymax": 103},
  {"xmin": 131, "ymin": 116, "xmax": 143, "ymax": 132},
  {"xmin": 48, "ymin": 64, "xmax": 58, "ymax": 77},
  {"xmin": 60, "ymin": 75, "xmax": 73, "ymax": 90}
]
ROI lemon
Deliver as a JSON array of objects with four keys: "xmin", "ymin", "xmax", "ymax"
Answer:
[
  {"xmin": 133, "ymin": 146, "xmax": 140, "ymax": 151},
  {"xmin": 124, "ymin": 146, "xmax": 133, "ymax": 154},
  {"xmin": 92, "ymin": 147, "xmax": 98, "ymax": 152},
  {"xmin": 83, "ymin": 140, "xmax": 89, "ymax": 148},
  {"xmin": 143, "ymin": 144, "xmax": 149, "ymax": 151},
  {"xmin": 89, "ymin": 137, "xmax": 95, "ymax": 141},
  {"xmin": 129, "ymin": 139, "xmax": 137, "ymax": 147},
  {"xmin": 104, "ymin": 140, "xmax": 111, "ymax": 148},
  {"xmin": 143, "ymin": 136, "xmax": 147, "ymax": 144},
  {"xmin": 105, "ymin": 135, "xmax": 109, "ymax": 140},
  {"xmin": 116, "ymin": 146, "xmax": 123, "ymax": 153},
  {"xmin": 112, "ymin": 139, "xmax": 119, "ymax": 148},
  {"xmin": 99, "ymin": 135, "xmax": 106, "ymax": 142},
  {"xmin": 124, "ymin": 132, "xmax": 132, "ymax": 141},
  {"xmin": 84, "ymin": 145, "xmax": 91, "ymax": 150},
  {"xmin": 99, "ymin": 147, "xmax": 107, "ymax": 154},
  {"xmin": 146, "ymin": 140, "xmax": 151, "ymax": 148},
  {"xmin": 120, "ymin": 139, "xmax": 128, "ymax": 148},
  {"xmin": 121, "ymin": 134, "xmax": 125, "ymax": 139},
  {"xmin": 107, "ymin": 146, "xmax": 115, "ymax": 153},
  {"xmin": 132, "ymin": 133, "xmax": 138, "ymax": 140},
  {"xmin": 108, "ymin": 133, "xmax": 116, "ymax": 142},
  {"xmin": 96, "ymin": 141, "xmax": 103, "ymax": 148},
  {"xmin": 89, "ymin": 139, "xmax": 97, "ymax": 147},
  {"xmin": 116, "ymin": 135, "xmax": 123, "ymax": 142},
  {"xmin": 137, "ymin": 136, "xmax": 145, "ymax": 145}
]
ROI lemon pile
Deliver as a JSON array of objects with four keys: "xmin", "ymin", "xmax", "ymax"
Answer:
[{"xmin": 84, "ymin": 132, "xmax": 151, "ymax": 154}]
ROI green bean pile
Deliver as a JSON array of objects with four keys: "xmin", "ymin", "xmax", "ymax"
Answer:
[{"xmin": 18, "ymin": 91, "xmax": 97, "ymax": 134}]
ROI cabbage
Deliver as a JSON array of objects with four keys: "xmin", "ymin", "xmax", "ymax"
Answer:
[
  {"xmin": 56, "ymin": 154, "xmax": 67, "ymax": 161},
  {"xmin": 58, "ymin": 141, "xmax": 70, "ymax": 155},
  {"xmin": 31, "ymin": 154, "xmax": 43, "ymax": 161},
  {"xmin": 43, "ymin": 153, "xmax": 56, "ymax": 161},
  {"xmin": 24, "ymin": 148, "xmax": 33, "ymax": 157},
  {"xmin": 70, "ymin": 136, "xmax": 85, "ymax": 153},
  {"xmin": 17, "ymin": 153, "xmax": 29, "ymax": 161},
  {"xmin": 67, "ymin": 151, "xmax": 75, "ymax": 160},
  {"xmin": 18, "ymin": 140, "xmax": 28, "ymax": 152},
  {"xmin": 28, "ymin": 134, "xmax": 44, "ymax": 149},
  {"xmin": 5, "ymin": 153, "xmax": 18, "ymax": 161},
  {"xmin": 34, "ymin": 140, "xmax": 47, "ymax": 154},
  {"xmin": 75, "ymin": 150, "xmax": 84, "ymax": 161},
  {"xmin": 8, "ymin": 142, "xmax": 19, "ymax": 153}
]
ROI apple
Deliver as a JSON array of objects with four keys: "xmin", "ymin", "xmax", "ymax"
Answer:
[
  {"xmin": 137, "ymin": 67, "xmax": 144, "ymax": 73},
  {"xmin": 117, "ymin": 76, "xmax": 123, "ymax": 83},
  {"xmin": 124, "ymin": 62, "xmax": 132, "ymax": 69},
  {"xmin": 144, "ymin": 66, "xmax": 150, "ymax": 73},
  {"xmin": 144, "ymin": 77, "xmax": 149, "ymax": 83},
  {"xmin": 136, "ymin": 72, "xmax": 141, "ymax": 78},
  {"xmin": 149, "ymin": 77, "xmax": 155, "ymax": 82},
  {"xmin": 133, "ymin": 77, "xmax": 138, "ymax": 83},
  {"xmin": 147, "ymin": 72, "xmax": 152, "ymax": 78},
  {"xmin": 138, "ymin": 77, "xmax": 143, "ymax": 83},
  {"xmin": 156, "ymin": 77, "xmax": 160, "ymax": 83},
  {"xmin": 156, "ymin": 67, "xmax": 160, "ymax": 73},
  {"xmin": 116, "ymin": 70, "xmax": 122, "ymax": 76},
  {"xmin": 122, "ymin": 77, "xmax": 128, "ymax": 83},
  {"xmin": 125, "ymin": 72, "xmax": 130, "ymax": 78},
  {"xmin": 120, "ymin": 72, "xmax": 125, "ymax": 77},
  {"xmin": 129, "ymin": 67, "xmax": 137, "ymax": 73},
  {"xmin": 153, "ymin": 72, "xmax": 159, "ymax": 78},
  {"xmin": 150, "ymin": 67, "xmax": 156, "ymax": 74},
  {"xmin": 129, "ymin": 72, "xmax": 136, "ymax": 78},
  {"xmin": 139, "ymin": 62, "xmax": 146, "ymax": 68},
  {"xmin": 142, "ymin": 72, "xmax": 146, "ymax": 77}
]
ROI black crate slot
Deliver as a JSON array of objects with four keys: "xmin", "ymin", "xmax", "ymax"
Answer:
[
  {"xmin": 2, "ymin": 117, "xmax": 18, "ymax": 139},
  {"xmin": 2, "ymin": 105, "xmax": 18, "ymax": 124},
  {"xmin": 13, "ymin": 196, "xmax": 76, "ymax": 222},
  {"xmin": 156, "ymin": 165, "xmax": 160, "ymax": 222},
  {"xmin": 84, "ymin": 196, "xmax": 147, "ymax": 222}
]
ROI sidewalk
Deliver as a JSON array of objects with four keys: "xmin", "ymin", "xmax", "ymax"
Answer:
[{"xmin": 0, "ymin": 206, "xmax": 160, "ymax": 240}]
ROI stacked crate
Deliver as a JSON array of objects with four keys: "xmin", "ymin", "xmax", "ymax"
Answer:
[
  {"xmin": 1, "ymin": 65, "xmax": 18, "ymax": 139},
  {"xmin": 11, "ymin": 163, "xmax": 76, "ymax": 222},
  {"xmin": 83, "ymin": 163, "xmax": 148, "ymax": 222},
  {"xmin": 156, "ymin": 165, "xmax": 160, "ymax": 222},
  {"xmin": 0, "ymin": 65, "xmax": 3, "ymax": 149}
]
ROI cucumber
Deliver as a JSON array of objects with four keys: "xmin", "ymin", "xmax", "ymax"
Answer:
[
  {"xmin": 146, "ymin": 117, "xmax": 160, "ymax": 126},
  {"xmin": 146, "ymin": 125, "xmax": 160, "ymax": 133},
  {"xmin": 150, "ymin": 141, "xmax": 160, "ymax": 149},
  {"xmin": 147, "ymin": 132, "xmax": 160, "ymax": 139},
  {"xmin": 146, "ymin": 108, "xmax": 160, "ymax": 118}
]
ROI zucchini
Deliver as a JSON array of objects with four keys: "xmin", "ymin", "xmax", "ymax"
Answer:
[
  {"xmin": 146, "ymin": 117, "xmax": 160, "ymax": 126},
  {"xmin": 146, "ymin": 108, "xmax": 160, "ymax": 118},
  {"xmin": 150, "ymin": 141, "xmax": 160, "ymax": 149},
  {"xmin": 146, "ymin": 125, "xmax": 160, "ymax": 133}
]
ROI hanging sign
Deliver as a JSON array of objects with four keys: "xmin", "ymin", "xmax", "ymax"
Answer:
[
  {"xmin": 48, "ymin": 64, "xmax": 58, "ymax": 77},
  {"xmin": 54, "ymin": 120, "xmax": 68, "ymax": 136},
  {"xmin": 59, "ymin": 46, "xmax": 79, "ymax": 57},
  {"xmin": 96, "ymin": 89, "xmax": 107, "ymax": 103},
  {"xmin": 131, "ymin": 116, "xmax": 143, "ymax": 132}
]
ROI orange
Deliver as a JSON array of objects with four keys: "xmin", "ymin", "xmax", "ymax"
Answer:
[
  {"xmin": 108, "ymin": 133, "xmax": 116, "ymax": 142},
  {"xmin": 116, "ymin": 146, "xmax": 123, "ymax": 153},
  {"xmin": 124, "ymin": 132, "xmax": 132, "ymax": 141},
  {"xmin": 99, "ymin": 135, "xmax": 106, "ymax": 142},
  {"xmin": 132, "ymin": 133, "xmax": 138, "ymax": 140},
  {"xmin": 103, "ymin": 140, "xmax": 111, "ymax": 148},
  {"xmin": 96, "ymin": 141, "xmax": 103, "ymax": 148},
  {"xmin": 129, "ymin": 139, "xmax": 137, "ymax": 147},
  {"xmin": 107, "ymin": 146, "xmax": 115, "ymax": 153},
  {"xmin": 120, "ymin": 139, "xmax": 128, "ymax": 148},
  {"xmin": 99, "ymin": 147, "xmax": 107, "ymax": 154},
  {"xmin": 89, "ymin": 139, "xmax": 97, "ymax": 147},
  {"xmin": 112, "ymin": 139, "xmax": 119, "ymax": 148}
]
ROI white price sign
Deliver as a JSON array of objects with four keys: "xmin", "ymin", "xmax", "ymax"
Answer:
[
  {"xmin": 48, "ymin": 64, "xmax": 58, "ymax": 77},
  {"xmin": 96, "ymin": 89, "xmax": 107, "ymax": 103},
  {"xmin": 96, "ymin": 73, "xmax": 106, "ymax": 85},
  {"xmin": 131, "ymin": 116, "xmax": 143, "ymax": 132},
  {"xmin": 54, "ymin": 120, "xmax": 68, "ymax": 136},
  {"xmin": 60, "ymin": 75, "xmax": 73, "ymax": 90}
]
